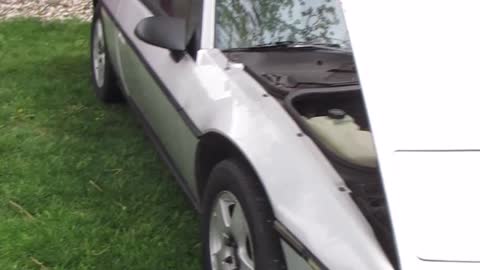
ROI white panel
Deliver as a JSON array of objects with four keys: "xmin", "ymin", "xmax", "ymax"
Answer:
[
  {"xmin": 394, "ymin": 151, "xmax": 480, "ymax": 262},
  {"xmin": 340, "ymin": 0, "xmax": 480, "ymax": 268}
]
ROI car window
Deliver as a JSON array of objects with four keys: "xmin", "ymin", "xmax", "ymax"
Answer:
[{"xmin": 215, "ymin": 0, "xmax": 351, "ymax": 50}]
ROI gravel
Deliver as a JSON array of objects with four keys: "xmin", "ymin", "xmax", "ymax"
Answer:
[{"xmin": 0, "ymin": 0, "xmax": 92, "ymax": 21}]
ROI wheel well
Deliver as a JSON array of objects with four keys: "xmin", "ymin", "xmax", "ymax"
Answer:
[{"xmin": 195, "ymin": 132, "xmax": 257, "ymax": 200}]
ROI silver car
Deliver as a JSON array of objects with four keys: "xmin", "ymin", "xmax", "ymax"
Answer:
[{"xmin": 90, "ymin": 0, "xmax": 395, "ymax": 269}]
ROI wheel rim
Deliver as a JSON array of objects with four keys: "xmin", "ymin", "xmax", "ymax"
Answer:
[
  {"xmin": 209, "ymin": 191, "xmax": 255, "ymax": 270},
  {"xmin": 93, "ymin": 19, "xmax": 106, "ymax": 88}
]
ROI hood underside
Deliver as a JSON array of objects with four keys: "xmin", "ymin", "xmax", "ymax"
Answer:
[{"xmin": 224, "ymin": 49, "xmax": 358, "ymax": 98}]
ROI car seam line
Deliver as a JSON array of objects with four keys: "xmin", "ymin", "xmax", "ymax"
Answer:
[
  {"xmin": 99, "ymin": 2, "xmax": 201, "ymax": 211},
  {"xmin": 100, "ymin": 2, "xmax": 203, "ymax": 138},
  {"xmin": 126, "ymin": 92, "xmax": 201, "ymax": 211},
  {"xmin": 274, "ymin": 221, "xmax": 330, "ymax": 270}
]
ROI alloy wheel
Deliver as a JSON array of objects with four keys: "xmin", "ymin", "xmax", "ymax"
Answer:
[
  {"xmin": 209, "ymin": 191, "xmax": 255, "ymax": 270},
  {"xmin": 92, "ymin": 19, "xmax": 106, "ymax": 88}
]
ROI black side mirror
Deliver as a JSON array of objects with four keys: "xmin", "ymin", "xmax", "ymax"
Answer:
[{"xmin": 134, "ymin": 16, "xmax": 187, "ymax": 51}]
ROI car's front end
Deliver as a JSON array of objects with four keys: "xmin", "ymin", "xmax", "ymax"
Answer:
[
  {"xmin": 201, "ymin": 0, "xmax": 399, "ymax": 269},
  {"xmin": 95, "ymin": 0, "xmax": 480, "ymax": 268}
]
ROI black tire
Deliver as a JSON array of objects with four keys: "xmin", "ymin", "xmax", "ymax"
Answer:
[
  {"xmin": 90, "ymin": 4, "xmax": 123, "ymax": 103},
  {"xmin": 201, "ymin": 159, "xmax": 286, "ymax": 270}
]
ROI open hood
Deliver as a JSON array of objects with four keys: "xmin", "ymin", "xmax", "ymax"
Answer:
[{"xmin": 341, "ymin": 0, "xmax": 480, "ymax": 268}]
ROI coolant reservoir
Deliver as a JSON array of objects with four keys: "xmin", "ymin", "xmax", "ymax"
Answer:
[{"xmin": 306, "ymin": 109, "xmax": 378, "ymax": 168}]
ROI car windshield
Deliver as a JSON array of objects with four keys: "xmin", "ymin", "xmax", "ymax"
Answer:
[{"xmin": 215, "ymin": 0, "xmax": 351, "ymax": 50}]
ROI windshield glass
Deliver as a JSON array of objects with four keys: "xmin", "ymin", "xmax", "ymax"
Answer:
[{"xmin": 215, "ymin": 0, "xmax": 351, "ymax": 50}]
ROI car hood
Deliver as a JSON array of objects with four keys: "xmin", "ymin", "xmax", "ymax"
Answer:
[{"xmin": 341, "ymin": 0, "xmax": 480, "ymax": 268}]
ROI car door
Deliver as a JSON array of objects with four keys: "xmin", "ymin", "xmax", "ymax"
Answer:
[{"xmin": 113, "ymin": 0, "xmax": 203, "ymax": 199}]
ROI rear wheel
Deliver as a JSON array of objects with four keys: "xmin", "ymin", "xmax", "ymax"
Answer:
[
  {"xmin": 201, "ymin": 159, "xmax": 286, "ymax": 270},
  {"xmin": 90, "ymin": 5, "xmax": 123, "ymax": 103}
]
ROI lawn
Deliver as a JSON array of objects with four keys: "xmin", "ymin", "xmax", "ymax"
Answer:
[{"xmin": 0, "ymin": 19, "xmax": 200, "ymax": 270}]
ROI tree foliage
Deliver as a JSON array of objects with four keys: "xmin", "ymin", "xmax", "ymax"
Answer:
[{"xmin": 216, "ymin": 0, "xmax": 345, "ymax": 48}]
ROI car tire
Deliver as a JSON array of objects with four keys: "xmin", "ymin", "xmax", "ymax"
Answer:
[
  {"xmin": 201, "ymin": 159, "xmax": 286, "ymax": 270},
  {"xmin": 90, "ymin": 4, "xmax": 123, "ymax": 103}
]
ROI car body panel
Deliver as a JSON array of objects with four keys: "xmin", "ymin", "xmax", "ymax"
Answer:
[
  {"xmin": 100, "ymin": 0, "xmax": 393, "ymax": 269},
  {"xmin": 341, "ymin": 0, "xmax": 480, "ymax": 268},
  {"xmin": 103, "ymin": 0, "xmax": 200, "ymax": 197},
  {"xmin": 193, "ymin": 50, "xmax": 393, "ymax": 270},
  {"xmin": 101, "ymin": 7, "xmax": 121, "ymax": 75},
  {"xmin": 117, "ymin": 36, "xmax": 200, "ymax": 195}
]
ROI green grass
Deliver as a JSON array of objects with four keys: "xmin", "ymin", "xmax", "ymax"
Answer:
[{"xmin": 0, "ymin": 19, "xmax": 200, "ymax": 270}]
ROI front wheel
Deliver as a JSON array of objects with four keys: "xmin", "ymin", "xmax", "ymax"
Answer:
[
  {"xmin": 90, "ymin": 5, "xmax": 123, "ymax": 103},
  {"xmin": 201, "ymin": 159, "xmax": 286, "ymax": 270}
]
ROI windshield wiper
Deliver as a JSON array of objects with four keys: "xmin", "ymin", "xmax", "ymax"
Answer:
[
  {"xmin": 224, "ymin": 41, "xmax": 349, "ymax": 52},
  {"xmin": 261, "ymin": 73, "xmax": 358, "ymax": 89}
]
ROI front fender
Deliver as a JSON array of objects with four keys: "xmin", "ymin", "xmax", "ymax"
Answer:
[{"xmin": 185, "ymin": 49, "xmax": 393, "ymax": 270}]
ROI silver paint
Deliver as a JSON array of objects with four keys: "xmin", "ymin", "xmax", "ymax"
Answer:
[
  {"xmin": 193, "ymin": 49, "xmax": 392, "ymax": 270},
  {"xmin": 100, "ymin": 0, "xmax": 393, "ymax": 269},
  {"xmin": 108, "ymin": 0, "xmax": 200, "ymax": 196}
]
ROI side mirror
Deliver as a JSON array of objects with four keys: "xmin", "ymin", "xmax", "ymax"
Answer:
[{"xmin": 134, "ymin": 16, "xmax": 187, "ymax": 51}]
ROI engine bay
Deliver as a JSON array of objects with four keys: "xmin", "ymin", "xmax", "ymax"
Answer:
[{"xmin": 285, "ymin": 88, "xmax": 397, "ymax": 265}]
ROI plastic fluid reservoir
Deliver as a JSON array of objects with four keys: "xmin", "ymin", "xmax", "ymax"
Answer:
[{"xmin": 306, "ymin": 109, "xmax": 378, "ymax": 168}]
